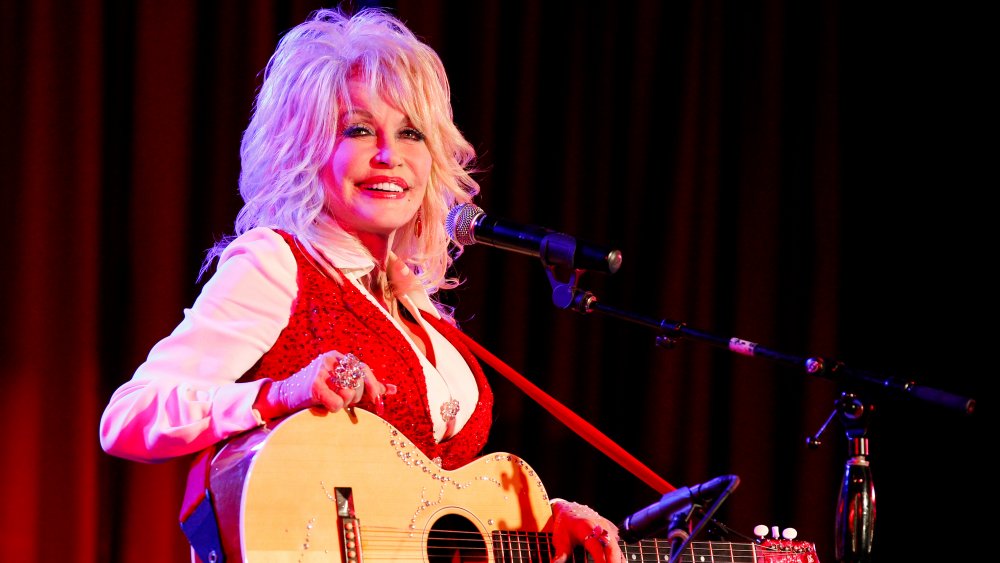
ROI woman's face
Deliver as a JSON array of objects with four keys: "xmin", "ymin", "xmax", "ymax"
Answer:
[{"xmin": 324, "ymin": 79, "xmax": 431, "ymax": 248}]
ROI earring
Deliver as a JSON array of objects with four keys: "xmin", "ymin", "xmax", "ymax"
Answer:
[{"xmin": 415, "ymin": 207, "xmax": 423, "ymax": 238}]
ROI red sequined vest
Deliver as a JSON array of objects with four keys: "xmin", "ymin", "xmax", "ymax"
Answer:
[{"xmin": 240, "ymin": 230, "xmax": 494, "ymax": 469}]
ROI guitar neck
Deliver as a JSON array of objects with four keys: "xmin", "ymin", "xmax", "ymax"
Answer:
[{"xmin": 621, "ymin": 538, "xmax": 765, "ymax": 563}]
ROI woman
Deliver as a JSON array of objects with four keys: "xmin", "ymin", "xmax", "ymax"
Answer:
[{"xmin": 100, "ymin": 7, "xmax": 621, "ymax": 563}]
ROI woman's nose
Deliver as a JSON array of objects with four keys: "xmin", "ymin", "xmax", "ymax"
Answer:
[{"xmin": 373, "ymin": 141, "xmax": 401, "ymax": 168}]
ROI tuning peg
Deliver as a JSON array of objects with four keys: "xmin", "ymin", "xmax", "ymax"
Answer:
[{"xmin": 753, "ymin": 525, "xmax": 799, "ymax": 540}]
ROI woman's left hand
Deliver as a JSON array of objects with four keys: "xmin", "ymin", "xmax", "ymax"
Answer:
[{"xmin": 550, "ymin": 500, "xmax": 623, "ymax": 563}]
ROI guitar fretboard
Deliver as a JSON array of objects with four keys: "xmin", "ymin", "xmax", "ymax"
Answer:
[
  {"xmin": 492, "ymin": 530, "xmax": 553, "ymax": 563},
  {"xmin": 622, "ymin": 539, "xmax": 762, "ymax": 563}
]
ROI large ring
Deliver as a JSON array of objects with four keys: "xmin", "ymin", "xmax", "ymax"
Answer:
[
  {"xmin": 330, "ymin": 353, "xmax": 365, "ymax": 390},
  {"xmin": 584, "ymin": 526, "xmax": 609, "ymax": 548}
]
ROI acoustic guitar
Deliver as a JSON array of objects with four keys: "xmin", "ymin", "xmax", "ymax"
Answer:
[{"xmin": 208, "ymin": 408, "xmax": 819, "ymax": 562}]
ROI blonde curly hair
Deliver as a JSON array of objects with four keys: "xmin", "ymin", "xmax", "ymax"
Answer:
[{"xmin": 203, "ymin": 7, "xmax": 479, "ymax": 310}]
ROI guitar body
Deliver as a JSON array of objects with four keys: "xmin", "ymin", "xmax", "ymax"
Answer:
[{"xmin": 209, "ymin": 407, "xmax": 554, "ymax": 562}]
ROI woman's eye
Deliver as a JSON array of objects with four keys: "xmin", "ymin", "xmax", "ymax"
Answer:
[
  {"xmin": 400, "ymin": 127, "xmax": 425, "ymax": 141},
  {"xmin": 342, "ymin": 124, "xmax": 374, "ymax": 137}
]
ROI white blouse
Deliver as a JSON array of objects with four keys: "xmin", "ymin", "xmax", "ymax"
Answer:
[{"xmin": 99, "ymin": 227, "xmax": 479, "ymax": 463}]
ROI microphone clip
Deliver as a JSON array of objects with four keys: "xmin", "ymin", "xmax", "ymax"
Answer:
[{"xmin": 545, "ymin": 263, "xmax": 597, "ymax": 313}]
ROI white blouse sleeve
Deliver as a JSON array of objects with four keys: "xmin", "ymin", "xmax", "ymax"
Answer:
[{"xmin": 99, "ymin": 228, "xmax": 298, "ymax": 463}]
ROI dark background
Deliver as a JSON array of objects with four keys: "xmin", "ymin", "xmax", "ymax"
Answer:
[{"xmin": 0, "ymin": 1, "xmax": 991, "ymax": 561}]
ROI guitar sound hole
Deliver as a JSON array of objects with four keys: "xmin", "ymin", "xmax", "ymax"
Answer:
[{"xmin": 427, "ymin": 513, "xmax": 487, "ymax": 563}]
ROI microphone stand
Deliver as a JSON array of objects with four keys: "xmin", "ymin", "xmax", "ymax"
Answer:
[
  {"xmin": 545, "ymin": 271, "xmax": 976, "ymax": 414},
  {"xmin": 665, "ymin": 509, "xmax": 691, "ymax": 563},
  {"xmin": 543, "ymin": 267, "xmax": 976, "ymax": 562},
  {"xmin": 664, "ymin": 481, "xmax": 739, "ymax": 563}
]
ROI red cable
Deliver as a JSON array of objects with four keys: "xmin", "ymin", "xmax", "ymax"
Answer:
[{"xmin": 423, "ymin": 312, "xmax": 675, "ymax": 494}]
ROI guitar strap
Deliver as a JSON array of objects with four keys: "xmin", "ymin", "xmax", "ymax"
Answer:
[
  {"xmin": 420, "ymin": 311, "xmax": 677, "ymax": 495},
  {"xmin": 180, "ymin": 448, "xmax": 225, "ymax": 563}
]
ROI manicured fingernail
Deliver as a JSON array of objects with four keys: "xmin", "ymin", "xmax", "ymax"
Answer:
[{"xmin": 375, "ymin": 394, "xmax": 385, "ymax": 415}]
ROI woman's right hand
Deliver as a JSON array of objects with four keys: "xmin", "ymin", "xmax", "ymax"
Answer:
[{"xmin": 254, "ymin": 351, "xmax": 395, "ymax": 420}]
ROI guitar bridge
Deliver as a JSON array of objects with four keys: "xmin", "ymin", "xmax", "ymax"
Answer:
[{"xmin": 336, "ymin": 487, "xmax": 363, "ymax": 563}]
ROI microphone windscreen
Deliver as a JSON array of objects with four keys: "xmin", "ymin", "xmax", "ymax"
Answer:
[{"xmin": 445, "ymin": 203, "xmax": 483, "ymax": 245}]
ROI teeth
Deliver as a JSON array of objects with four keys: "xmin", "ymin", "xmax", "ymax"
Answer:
[{"xmin": 366, "ymin": 182, "xmax": 404, "ymax": 192}]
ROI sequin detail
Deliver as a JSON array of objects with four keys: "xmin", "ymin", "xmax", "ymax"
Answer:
[{"xmin": 240, "ymin": 230, "xmax": 494, "ymax": 470}]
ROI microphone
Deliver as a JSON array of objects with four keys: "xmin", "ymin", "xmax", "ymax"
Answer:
[
  {"xmin": 445, "ymin": 203, "xmax": 623, "ymax": 274},
  {"xmin": 619, "ymin": 474, "xmax": 740, "ymax": 542}
]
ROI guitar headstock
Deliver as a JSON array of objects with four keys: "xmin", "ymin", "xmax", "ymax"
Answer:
[
  {"xmin": 752, "ymin": 525, "xmax": 820, "ymax": 562},
  {"xmin": 757, "ymin": 537, "xmax": 821, "ymax": 562}
]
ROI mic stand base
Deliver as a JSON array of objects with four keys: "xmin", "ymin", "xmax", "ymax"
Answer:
[{"xmin": 833, "ymin": 393, "xmax": 875, "ymax": 563}]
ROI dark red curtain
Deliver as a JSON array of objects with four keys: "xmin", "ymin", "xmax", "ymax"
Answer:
[{"xmin": 1, "ymin": 1, "xmax": 990, "ymax": 561}]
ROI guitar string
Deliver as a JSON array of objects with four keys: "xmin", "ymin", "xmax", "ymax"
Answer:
[{"xmin": 334, "ymin": 527, "xmax": 803, "ymax": 563}]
